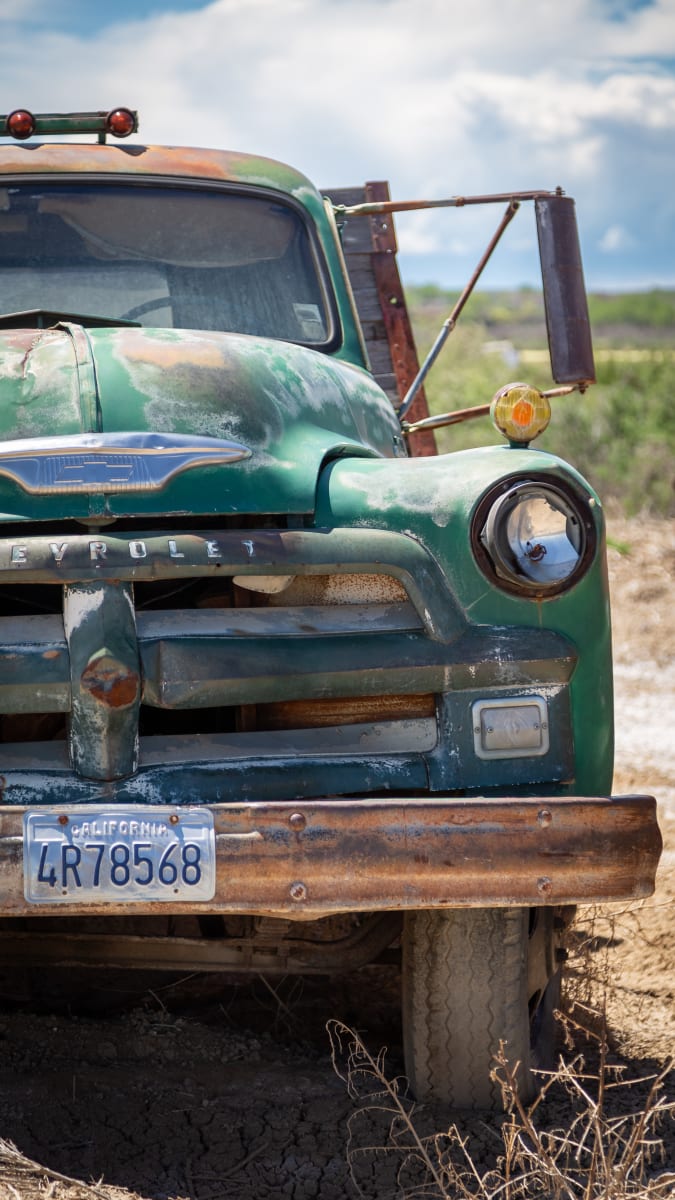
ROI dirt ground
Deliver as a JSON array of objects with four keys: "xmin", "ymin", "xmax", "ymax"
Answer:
[{"xmin": 0, "ymin": 513, "xmax": 672, "ymax": 1200}]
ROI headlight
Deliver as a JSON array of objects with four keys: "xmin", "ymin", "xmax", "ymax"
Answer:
[{"xmin": 473, "ymin": 477, "xmax": 596, "ymax": 596}]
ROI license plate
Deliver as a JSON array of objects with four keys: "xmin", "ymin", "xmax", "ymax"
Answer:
[{"xmin": 24, "ymin": 807, "xmax": 216, "ymax": 904}]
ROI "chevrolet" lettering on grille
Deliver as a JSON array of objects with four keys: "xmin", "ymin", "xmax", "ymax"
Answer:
[
  {"xmin": 6, "ymin": 538, "xmax": 226, "ymax": 566},
  {"xmin": 4, "ymin": 537, "xmax": 230, "ymax": 567}
]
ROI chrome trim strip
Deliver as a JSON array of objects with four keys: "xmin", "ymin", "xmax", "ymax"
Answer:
[{"xmin": 0, "ymin": 432, "xmax": 251, "ymax": 494}]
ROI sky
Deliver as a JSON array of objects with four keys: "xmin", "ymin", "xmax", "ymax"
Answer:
[{"xmin": 0, "ymin": 0, "xmax": 673, "ymax": 291}]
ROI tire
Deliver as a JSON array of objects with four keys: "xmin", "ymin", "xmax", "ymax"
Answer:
[{"xmin": 402, "ymin": 906, "xmax": 560, "ymax": 1109}]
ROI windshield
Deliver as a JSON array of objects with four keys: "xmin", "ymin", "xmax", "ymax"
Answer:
[{"xmin": 0, "ymin": 181, "xmax": 332, "ymax": 344}]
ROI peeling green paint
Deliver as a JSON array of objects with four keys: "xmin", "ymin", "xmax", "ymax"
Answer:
[
  {"xmin": 317, "ymin": 445, "xmax": 614, "ymax": 796},
  {"xmin": 0, "ymin": 326, "xmax": 400, "ymax": 518}
]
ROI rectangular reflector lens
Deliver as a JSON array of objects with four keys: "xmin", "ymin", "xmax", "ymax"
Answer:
[{"xmin": 472, "ymin": 696, "xmax": 549, "ymax": 759}]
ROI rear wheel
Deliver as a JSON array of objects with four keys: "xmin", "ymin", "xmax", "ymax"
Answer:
[{"xmin": 402, "ymin": 906, "xmax": 560, "ymax": 1109}]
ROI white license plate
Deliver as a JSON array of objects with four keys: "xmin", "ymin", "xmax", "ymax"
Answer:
[{"xmin": 24, "ymin": 807, "xmax": 216, "ymax": 904}]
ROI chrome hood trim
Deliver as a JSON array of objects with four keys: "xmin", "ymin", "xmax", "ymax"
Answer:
[{"xmin": 0, "ymin": 432, "xmax": 252, "ymax": 495}]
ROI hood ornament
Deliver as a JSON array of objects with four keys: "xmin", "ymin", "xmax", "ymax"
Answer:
[{"xmin": 0, "ymin": 432, "xmax": 251, "ymax": 495}]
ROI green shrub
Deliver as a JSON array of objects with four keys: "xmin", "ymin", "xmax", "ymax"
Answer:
[{"xmin": 408, "ymin": 293, "xmax": 675, "ymax": 516}]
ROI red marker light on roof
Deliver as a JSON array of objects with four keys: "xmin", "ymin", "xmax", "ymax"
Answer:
[
  {"xmin": 6, "ymin": 109, "xmax": 36, "ymax": 140},
  {"xmin": 106, "ymin": 108, "xmax": 136, "ymax": 138}
]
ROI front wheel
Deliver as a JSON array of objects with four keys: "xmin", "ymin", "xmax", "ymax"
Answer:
[{"xmin": 402, "ymin": 906, "xmax": 560, "ymax": 1109}]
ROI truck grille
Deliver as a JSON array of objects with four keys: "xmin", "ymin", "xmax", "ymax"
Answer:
[
  {"xmin": 0, "ymin": 525, "xmax": 442, "ymax": 794},
  {"xmin": 0, "ymin": 523, "xmax": 576, "ymax": 804}
]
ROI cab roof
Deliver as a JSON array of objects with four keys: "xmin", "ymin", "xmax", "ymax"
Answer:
[{"xmin": 0, "ymin": 140, "xmax": 322, "ymax": 206}]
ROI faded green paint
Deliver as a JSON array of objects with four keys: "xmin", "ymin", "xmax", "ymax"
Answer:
[
  {"xmin": 316, "ymin": 445, "xmax": 614, "ymax": 797},
  {"xmin": 0, "ymin": 329, "xmax": 613, "ymax": 802},
  {"xmin": 0, "ymin": 326, "xmax": 400, "ymax": 519},
  {"xmin": 0, "ymin": 329, "xmax": 85, "ymax": 437}
]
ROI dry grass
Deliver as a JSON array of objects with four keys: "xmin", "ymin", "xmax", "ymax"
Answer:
[
  {"xmin": 328, "ymin": 907, "xmax": 675, "ymax": 1200},
  {"xmin": 328, "ymin": 1016, "xmax": 674, "ymax": 1200},
  {"xmin": 0, "ymin": 1138, "xmax": 144, "ymax": 1200}
]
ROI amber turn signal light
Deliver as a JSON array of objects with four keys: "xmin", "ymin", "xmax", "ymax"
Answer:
[{"xmin": 490, "ymin": 382, "xmax": 551, "ymax": 444}]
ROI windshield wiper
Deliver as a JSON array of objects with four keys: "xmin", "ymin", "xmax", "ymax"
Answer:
[{"xmin": 0, "ymin": 309, "xmax": 141, "ymax": 330}]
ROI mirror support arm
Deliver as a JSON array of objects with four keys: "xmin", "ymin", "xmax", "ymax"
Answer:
[{"xmin": 397, "ymin": 201, "xmax": 520, "ymax": 422}]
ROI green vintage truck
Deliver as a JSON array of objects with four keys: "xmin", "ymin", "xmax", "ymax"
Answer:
[{"xmin": 0, "ymin": 107, "xmax": 661, "ymax": 1108}]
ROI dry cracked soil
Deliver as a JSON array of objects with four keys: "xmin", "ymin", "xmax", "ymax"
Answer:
[{"xmin": 0, "ymin": 513, "xmax": 673, "ymax": 1200}]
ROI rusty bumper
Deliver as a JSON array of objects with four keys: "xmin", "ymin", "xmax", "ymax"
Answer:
[{"xmin": 0, "ymin": 793, "xmax": 661, "ymax": 918}]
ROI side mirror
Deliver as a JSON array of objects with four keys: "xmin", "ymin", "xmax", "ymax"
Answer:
[{"xmin": 536, "ymin": 195, "xmax": 595, "ymax": 385}]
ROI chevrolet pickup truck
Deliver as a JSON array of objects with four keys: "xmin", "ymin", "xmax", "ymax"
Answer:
[{"xmin": 0, "ymin": 107, "xmax": 661, "ymax": 1108}]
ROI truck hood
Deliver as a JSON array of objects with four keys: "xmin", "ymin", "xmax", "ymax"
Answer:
[{"xmin": 0, "ymin": 324, "xmax": 400, "ymax": 517}]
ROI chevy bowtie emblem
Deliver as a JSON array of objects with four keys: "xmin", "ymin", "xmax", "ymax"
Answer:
[
  {"xmin": 54, "ymin": 457, "xmax": 137, "ymax": 486},
  {"xmin": 0, "ymin": 432, "xmax": 252, "ymax": 494}
]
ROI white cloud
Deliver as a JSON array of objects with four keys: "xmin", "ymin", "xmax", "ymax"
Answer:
[
  {"xmin": 1, "ymin": 1, "xmax": 672, "ymax": 164},
  {"xmin": 0, "ymin": 0, "xmax": 672, "ymax": 286},
  {"xmin": 590, "ymin": 72, "xmax": 675, "ymax": 128},
  {"xmin": 604, "ymin": 0, "xmax": 675, "ymax": 57},
  {"xmin": 599, "ymin": 224, "xmax": 636, "ymax": 253}
]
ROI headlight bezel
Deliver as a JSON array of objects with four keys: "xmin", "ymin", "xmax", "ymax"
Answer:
[{"xmin": 471, "ymin": 474, "xmax": 598, "ymax": 598}]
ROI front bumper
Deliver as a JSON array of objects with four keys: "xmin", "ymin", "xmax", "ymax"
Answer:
[{"xmin": 0, "ymin": 793, "xmax": 661, "ymax": 918}]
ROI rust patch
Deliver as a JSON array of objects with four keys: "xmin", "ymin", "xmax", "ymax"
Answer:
[
  {"xmin": 80, "ymin": 653, "xmax": 139, "ymax": 709},
  {"xmin": 258, "ymin": 693, "xmax": 435, "ymax": 730},
  {"xmin": 0, "ymin": 143, "xmax": 314, "ymax": 197},
  {"xmin": 364, "ymin": 180, "xmax": 437, "ymax": 458},
  {"xmin": 0, "ymin": 795, "xmax": 660, "ymax": 918},
  {"xmin": 114, "ymin": 328, "xmax": 227, "ymax": 370}
]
